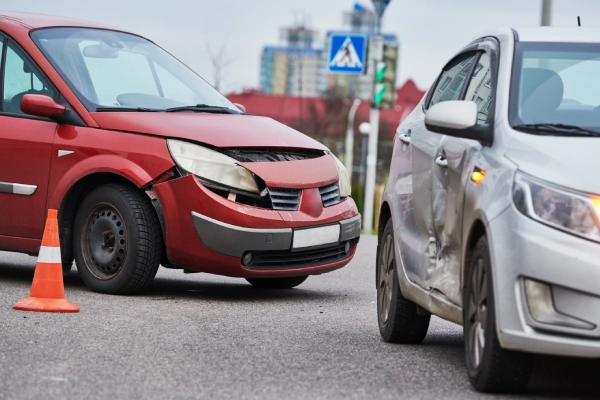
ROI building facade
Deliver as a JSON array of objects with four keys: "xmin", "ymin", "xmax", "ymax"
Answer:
[
  {"xmin": 259, "ymin": 2, "xmax": 400, "ymax": 102},
  {"xmin": 260, "ymin": 47, "xmax": 322, "ymax": 97}
]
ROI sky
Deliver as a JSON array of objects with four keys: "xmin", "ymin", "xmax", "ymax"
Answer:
[{"xmin": 3, "ymin": 0, "xmax": 600, "ymax": 93}]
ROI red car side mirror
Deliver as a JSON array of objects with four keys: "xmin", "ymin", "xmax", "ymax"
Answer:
[
  {"xmin": 21, "ymin": 94, "xmax": 66, "ymax": 119},
  {"xmin": 233, "ymin": 103, "xmax": 246, "ymax": 114}
]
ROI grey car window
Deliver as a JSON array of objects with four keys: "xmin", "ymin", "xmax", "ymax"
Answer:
[
  {"xmin": 465, "ymin": 52, "xmax": 493, "ymax": 124},
  {"xmin": 429, "ymin": 53, "xmax": 477, "ymax": 108}
]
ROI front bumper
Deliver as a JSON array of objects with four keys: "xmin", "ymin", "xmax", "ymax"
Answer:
[
  {"xmin": 153, "ymin": 174, "xmax": 360, "ymax": 278},
  {"xmin": 192, "ymin": 212, "xmax": 360, "ymax": 258},
  {"xmin": 490, "ymin": 204, "xmax": 600, "ymax": 358}
]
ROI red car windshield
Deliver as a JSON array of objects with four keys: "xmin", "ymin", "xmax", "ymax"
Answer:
[{"xmin": 31, "ymin": 27, "xmax": 237, "ymax": 112}]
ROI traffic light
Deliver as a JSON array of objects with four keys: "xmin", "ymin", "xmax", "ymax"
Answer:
[
  {"xmin": 374, "ymin": 61, "xmax": 387, "ymax": 106},
  {"xmin": 374, "ymin": 44, "xmax": 398, "ymax": 109}
]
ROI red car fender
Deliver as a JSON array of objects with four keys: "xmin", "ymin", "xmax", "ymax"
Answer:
[
  {"xmin": 47, "ymin": 126, "xmax": 175, "ymax": 210},
  {"xmin": 49, "ymin": 155, "xmax": 161, "ymax": 208}
]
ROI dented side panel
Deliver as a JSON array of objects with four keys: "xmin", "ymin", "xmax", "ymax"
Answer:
[{"xmin": 429, "ymin": 136, "xmax": 482, "ymax": 305}]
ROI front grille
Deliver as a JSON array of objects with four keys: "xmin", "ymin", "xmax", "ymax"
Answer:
[
  {"xmin": 225, "ymin": 149, "xmax": 324, "ymax": 163},
  {"xmin": 246, "ymin": 241, "xmax": 353, "ymax": 270},
  {"xmin": 269, "ymin": 188, "xmax": 301, "ymax": 211},
  {"xmin": 319, "ymin": 182, "xmax": 341, "ymax": 207}
]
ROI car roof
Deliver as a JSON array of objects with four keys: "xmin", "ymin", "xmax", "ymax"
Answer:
[
  {"xmin": 514, "ymin": 27, "xmax": 600, "ymax": 43},
  {"xmin": 471, "ymin": 26, "xmax": 600, "ymax": 45},
  {"xmin": 0, "ymin": 11, "xmax": 121, "ymax": 31}
]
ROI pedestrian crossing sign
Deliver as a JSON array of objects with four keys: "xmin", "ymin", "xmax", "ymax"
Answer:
[{"xmin": 328, "ymin": 34, "xmax": 367, "ymax": 75}]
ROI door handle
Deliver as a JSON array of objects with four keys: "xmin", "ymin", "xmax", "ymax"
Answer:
[
  {"xmin": 399, "ymin": 129, "xmax": 411, "ymax": 144},
  {"xmin": 435, "ymin": 155, "xmax": 448, "ymax": 168}
]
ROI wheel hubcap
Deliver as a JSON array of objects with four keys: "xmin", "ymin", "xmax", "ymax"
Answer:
[
  {"xmin": 378, "ymin": 233, "xmax": 395, "ymax": 324},
  {"xmin": 85, "ymin": 206, "xmax": 127, "ymax": 280},
  {"xmin": 467, "ymin": 258, "xmax": 488, "ymax": 369}
]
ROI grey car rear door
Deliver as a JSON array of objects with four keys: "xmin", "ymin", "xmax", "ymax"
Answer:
[{"xmin": 391, "ymin": 105, "xmax": 426, "ymax": 286}]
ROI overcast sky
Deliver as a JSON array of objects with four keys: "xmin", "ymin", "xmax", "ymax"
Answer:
[{"xmin": 3, "ymin": 1, "xmax": 600, "ymax": 93}]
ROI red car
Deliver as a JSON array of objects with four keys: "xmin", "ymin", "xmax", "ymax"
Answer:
[{"xmin": 0, "ymin": 12, "xmax": 360, "ymax": 294}]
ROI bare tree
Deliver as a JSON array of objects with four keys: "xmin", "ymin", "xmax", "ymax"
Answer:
[{"xmin": 205, "ymin": 34, "xmax": 234, "ymax": 92}]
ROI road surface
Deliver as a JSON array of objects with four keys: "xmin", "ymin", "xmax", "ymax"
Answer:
[{"xmin": 1, "ymin": 235, "xmax": 598, "ymax": 399}]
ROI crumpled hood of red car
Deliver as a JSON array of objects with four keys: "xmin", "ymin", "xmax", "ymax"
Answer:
[{"xmin": 90, "ymin": 112, "xmax": 328, "ymax": 150}]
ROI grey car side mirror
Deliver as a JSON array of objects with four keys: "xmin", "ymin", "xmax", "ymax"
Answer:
[{"xmin": 425, "ymin": 100, "xmax": 493, "ymax": 146}]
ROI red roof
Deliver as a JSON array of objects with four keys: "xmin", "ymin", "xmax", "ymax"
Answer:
[{"xmin": 227, "ymin": 80, "xmax": 425, "ymax": 140}]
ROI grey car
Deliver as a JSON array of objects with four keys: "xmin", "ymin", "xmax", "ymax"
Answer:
[{"xmin": 377, "ymin": 27, "xmax": 600, "ymax": 393}]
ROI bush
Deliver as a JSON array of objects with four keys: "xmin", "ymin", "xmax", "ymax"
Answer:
[{"xmin": 351, "ymin": 183, "xmax": 365, "ymax": 216}]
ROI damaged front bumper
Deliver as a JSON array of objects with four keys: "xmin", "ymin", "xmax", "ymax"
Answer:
[
  {"xmin": 153, "ymin": 174, "xmax": 360, "ymax": 278},
  {"xmin": 192, "ymin": 212, "xmax": 360, "ymax": 269},
  {"xmin": 192, "ymin": 212, "xmax": 360, "ymax": 257}
]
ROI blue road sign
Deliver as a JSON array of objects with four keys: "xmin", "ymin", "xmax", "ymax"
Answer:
[{"xmin": 328, "ymin": 34, "xmax": 367, "ymax": 75}]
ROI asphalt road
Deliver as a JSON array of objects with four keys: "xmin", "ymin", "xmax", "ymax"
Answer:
[{"xmin": 1, "ymin": 235, "xmax": 599, "ymax": 399}]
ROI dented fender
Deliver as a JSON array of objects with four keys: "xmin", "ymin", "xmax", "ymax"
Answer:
[{"xmin": 48, "ymin": 126, "xmax": 174, "ymax": 209}]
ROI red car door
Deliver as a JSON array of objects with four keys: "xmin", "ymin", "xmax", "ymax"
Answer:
[{"xmin": 0, "ymin": 37, "xmax": 57, "ymax": 239}]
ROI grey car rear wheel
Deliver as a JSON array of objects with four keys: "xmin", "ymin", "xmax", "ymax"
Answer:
[
  {"xmin": 464, "ymin": 235, "xmax": 533, "ymax": 393},
  {"xmin": 377, "ymin": 219, "xmax": 430, "ymax": 343}
]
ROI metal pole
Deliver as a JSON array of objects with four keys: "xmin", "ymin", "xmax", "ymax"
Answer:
[
  {"xmin": 345, "ymin": 99, "xmax": 361, "ymax": 175},
  {"xmin": 360, "ymin": 134, "xmax": 368, "ymax": 186},
  {"xmin": 362, "ymin": 24, "xmax": 383, "ymax": 234},
  {"xmin": 541, "ymin": 0, "xmax": 552, "ymax": 26}
]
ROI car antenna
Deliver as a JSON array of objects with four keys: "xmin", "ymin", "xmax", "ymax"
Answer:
[{"xmin": 578, "ymin": 16, "xmax": 581, "ymax": 26}]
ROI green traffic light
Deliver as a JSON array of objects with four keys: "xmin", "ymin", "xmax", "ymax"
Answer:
[{"xmin": 376, "ymin": 61, "xmax": 387, "ymax": 82}]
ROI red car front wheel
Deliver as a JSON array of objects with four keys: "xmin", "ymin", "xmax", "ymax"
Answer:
[{"xmin": 73, "ymin": 183, "xmax": 163, "ymax": 295}]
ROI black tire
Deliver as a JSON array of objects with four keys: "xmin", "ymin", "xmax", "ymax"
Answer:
[
  {"xmin": 73, "ymin": 183, "xmax": 163, "ymax": 295},
  {"xmin": 62, "ymin": 261, "xmax": 72, "ymax": 277},
  {"xmin": 246, "ymin": 276, "xmax": 308, "ymax": 289},
  {"xmin": 464, "ymin": 235, "xmax": 533, "ymax": 393},
  {"xmin": 377, "ymin": 219, "xmax": 430, "ymax": 343}
]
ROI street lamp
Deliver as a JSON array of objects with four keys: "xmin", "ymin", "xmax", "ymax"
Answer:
[
  {"xmin": 358, "ymin": 122, "xmax": 372, "ymax": 135},
  {"xmin": 541, "ymin": 0, "xmax": 552, "ymax": 26},
  {"xmin": 362, "ymin": 0, "xmax": 391, "ymax": 235}
]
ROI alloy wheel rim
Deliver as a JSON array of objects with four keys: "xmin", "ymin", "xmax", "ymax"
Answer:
[
  {"xmin": 467, "ymin": 258, "xmax": 488, "ymax": 369},
  {"xmin": 378, "ymin": 233, "xmax": 395, "ymax": 324},
  {"xmin": 84, "ymin": 204, "xmax": 127, "ymax": 280}
]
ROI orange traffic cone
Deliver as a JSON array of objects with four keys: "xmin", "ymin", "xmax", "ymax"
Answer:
[{"xmin": 13, "ymin": 209, "xmax": 79, "ymax": 313}]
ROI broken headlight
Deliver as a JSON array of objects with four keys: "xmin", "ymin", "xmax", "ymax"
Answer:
[
  {"xmin": 330, "ymin": 153, "xmax": 352, "ymax": 197},
  {"xmin": 167, "ymin": 139, "xmax": 260, "ymax": 193},
  {"xmin": 512, "ymin": 172, "xmax": 600, "ymax": 242}
]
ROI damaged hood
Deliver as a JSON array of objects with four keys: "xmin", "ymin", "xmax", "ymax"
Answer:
[
  {"xmin": 90, "ymin": 112, "xmax": 328, "ymax": 150},
  {"xmin": 240, "ymin": 155, "xmax": 339, "ymax": 189},
  {"xmin": 505, "ymin": 131, "xmax": 600, "ymax": 194}
]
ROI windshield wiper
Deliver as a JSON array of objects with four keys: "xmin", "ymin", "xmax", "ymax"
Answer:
[
  {"xmin": 165, "ymin": 104, "xmax": 241, "ymax": 114},
  {"xmin": 95, "ymin": 107, "xmax": 156, "ymax": 112},
  {"xmin": 513, "ymin": 123, "xmax": 600, "ymax": 137}
]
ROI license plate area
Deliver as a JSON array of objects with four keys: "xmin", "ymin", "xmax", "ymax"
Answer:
[{"xmin": 292, "ymin": 224, "xmax": 340, "ymax": 250}]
